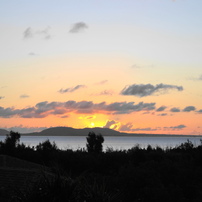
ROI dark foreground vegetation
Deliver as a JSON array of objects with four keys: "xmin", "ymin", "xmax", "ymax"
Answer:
[{"xmin": 1, "ymin": 131, "xmax": 202, "ymax": 202}]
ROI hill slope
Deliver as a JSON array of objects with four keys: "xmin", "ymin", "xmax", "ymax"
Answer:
[{"xmin": 23, "ymin": 127, "xmax": 122, "ymax": 136}]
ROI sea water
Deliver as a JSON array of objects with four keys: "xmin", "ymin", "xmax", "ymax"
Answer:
[{"xmin": 1, "ymin": 135, "xmax": 201, "ymax": 151}]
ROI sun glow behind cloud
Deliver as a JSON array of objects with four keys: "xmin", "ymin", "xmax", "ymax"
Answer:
[{"xmin": 0, "ymin": 0, "xmax": 202, "ymax": 135}]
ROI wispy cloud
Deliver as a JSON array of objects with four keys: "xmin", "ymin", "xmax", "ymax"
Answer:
[
  {"xmin": 23, "ymin": 26, "xmax": 51, "ymax": 39},
  {"xmin": 163, "ymin": 124, "xmax": 186, "ymax": 130},
  {"xmin": 98, "ymin": 90, "xmax": 113, "ymax": 96},
  {"xmin": 95, "ymin": 80, "xmax": 108, "ymax": 85},
  {"xmin": 23, "ymin": 27, "xmax": 33, "ymax": 39},
  {"xmin": 69, "ymin": 22, "xmax": 88, "ymax": 33},
  {"xmin": 0, "ymin": 96, "xmax": 5, "ymax": 100},
  {"xmin": 58, "ymin": 85, "xmax": 86, "ymax": 94},
  {"xmin": 28, "ymin": 52, "xmax": 38, "ymax": 56},
  {"xmin": 121, "ymin": 83, "xmax": 183, "ymax": 97},
  {"xmin": 157, "ymin": 113, "xmax": 168, "ymax": 116},
  {"xmin": 20, "ymin": 94, "xmax": 30, "ymax": 99}
]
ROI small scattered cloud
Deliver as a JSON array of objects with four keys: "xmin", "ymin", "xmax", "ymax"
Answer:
[
  {"xmin": 69, "ymin": 22, "xmax": 88, "ymax": 33},
  {"xmin": 28, "ymin": 52, "xmax": 38, "ymax": 56},
  {"xmin": 23, "ymin": 26, "xmax": 51, "ymax": 40},
  {"xmin": 158, "ymin": 113, "xmax": 168, "ymax": 116},
  {"xmin": 79, "ymin": 115, "xmax": 96, "ymax": 120},
  {"xmin": 103, "ymin": 120, "xmax": 119, "ymax": 129},
  {"xmin": 0, "ymin": 96, "xmax": 5, "ymax": 100},
  {"xmin": 119, "ymin": 123, "xmax": 158, "ymax": 132},
  {"xmin": 58, "ymin": 85, "xmax": 86, "ymax": 94},
  {"xmin": 36, "ymin": 26, "xmax": 51, "ymax": 39},
  {"xmin": 121, "ymin": 83, "xmax": 183, "ymax": 97},
  {"xmin": 188, "ymin": 74, "xmax": 202, "ymax": 81},
  {"xmin": 170, "ymin": 107, "xmax": 181, "ymax": 112},
  {"xmin": 20, "ymin": 94, "xmax": 29, "ymax": 99},
  {"xmin": 119, "ymin": 123, "xmax": 134, "ymax": 131},
  {"xmin": 183, "ymin": 106, "xmax": 196, "ymax": 112},
  {"xmin": 197, "ymin": 109, "xmax": 202, "ymax": 113},
  {"xmin": 99, "ymin": 90, "xmax": 113, "ymax": 96},
  {"xmin": 156, "ymin": 106, "xmax": 167, "ymax": 112},
  {"xmin": 23, "ymin": 27, "xmax": 33, "ymax": 39},
  {"xmin": 95, "ymin": 80, "xmax": 108, "ymax": 85}
]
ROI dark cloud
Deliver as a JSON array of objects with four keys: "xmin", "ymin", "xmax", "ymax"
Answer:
[
  {"xmin": 0, "ymin": 100, "xmax": 156, "ymax": 118},
  {"xmin": 156, "ymin": 106, "xmax": 167, "ymax": 112},
  {"xmin": 131, "ymin": 127, "xmax": 158, "ymax": 132},
  {"xmin": 69, "ymin": 22, "xmax": 88, "ymax": 33},
  {"xmin": 164, "ymin": 124, "xmax": 186, "ymax": 130},
  {"xmin": 183, "ymin": 106, "xmax": 196, "ymax": 112},
  {"xmin": 197, "ymin": 109, "xmax": 202, "ymax": 113},
  {"xmin": 0, "ymin": 106, "xmax": 20, "ymax": 118},
  {"xmin": 104, "ymin": 101, "xmax": 156, "ymax": 114},
  {"xmin": 121, "ymin": 83, "xmax": 183, "ymax": 97},
  {"xmin": 20, "ymin": 94, "xmax": 29, "ymax": 99},
  {"xmin": 58, "ymin": 85, "xmax": 86, "ymax": 93},
  {"xmin": 170, "ymin": 107, "xmax": 181, "ymax": 112},
  {"xmin": 23, "ymin": 26, "xmax": 51, "ymax": 39}
]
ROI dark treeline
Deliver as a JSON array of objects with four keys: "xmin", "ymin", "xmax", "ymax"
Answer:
[{"xmin": 1, "ymin": 131, "xmax": 202, "ymax": 202}]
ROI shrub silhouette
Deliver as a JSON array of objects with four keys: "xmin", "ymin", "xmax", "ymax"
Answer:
[
  {"xmin": 36, "ymin": 139, "xmax": 58, "ymax": 152},
  {"xmin": 86, "ymin": 132, "xmax": 104, "ymax": 153}
]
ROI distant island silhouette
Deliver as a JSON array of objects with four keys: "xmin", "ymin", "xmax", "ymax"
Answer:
[{"xmin": 0, "ymin": 127, "xmax": 199, "ymax": 137}]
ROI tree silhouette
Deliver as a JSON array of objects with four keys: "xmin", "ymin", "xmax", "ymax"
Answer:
[
  {"xmin": 0, "ymin": 131, "xmax": 21, "ymax": 154},
  {"xmin": 86, "ymin": 132, "xmax": 104, "ymax": 153}
]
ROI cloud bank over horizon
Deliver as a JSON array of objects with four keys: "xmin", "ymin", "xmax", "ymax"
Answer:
[{"xmin": 0, "ymin": 100, "xmax": 156, "ymax": 118}]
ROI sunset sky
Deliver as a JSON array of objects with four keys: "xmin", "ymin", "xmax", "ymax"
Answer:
[{"xmin": 0, "ymin": 0, "xmax": 202, "ymax": 135}]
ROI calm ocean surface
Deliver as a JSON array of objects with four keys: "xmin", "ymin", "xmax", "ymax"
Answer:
[{"xmin": 1, "ymin": 135, "xmax": 201, "ymax": 151}]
